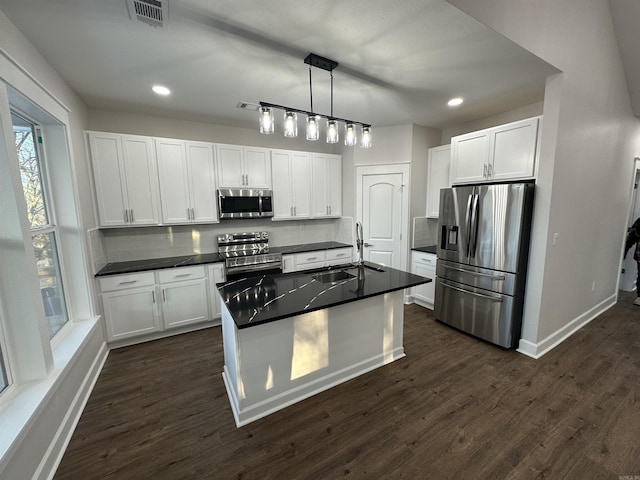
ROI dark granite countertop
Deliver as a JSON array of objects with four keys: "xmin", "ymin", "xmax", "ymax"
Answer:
[
  {"xmin": 218, "ymin": 261, "xmax": 431, "ymax": 329},
  {"xmin": 95, "ymin": 241, "xmax": 353, "ymax": 276},
  {"xmin": 412, "ymin": 245, "xmax": 437, "ymax": 254}
]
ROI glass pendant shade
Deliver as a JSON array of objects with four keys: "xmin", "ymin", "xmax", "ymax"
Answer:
[
  {"xmin": 361, "ymin": 126, "xmax": 372, "ymax": 148},
  {"xmin": 344, "ymin": 123, "xmax": 357, "ymax": 146},
  {"xmin": 306, "ymin": 115, "xmax": 320, "ymax": 141},
  {"xmin": 326, "ymin": 120, "xmax": 339, "ymax": 144},
  {"xmin": 259, "ymin": 106, "xmax": 274, "ymax": 134},
  {"xmin": 283, "ymin": 111, "xmax": 298, "ymax": 138}
]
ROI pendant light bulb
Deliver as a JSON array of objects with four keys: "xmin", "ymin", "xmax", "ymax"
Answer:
[
  {"xmin": 326, "ymin": 119, "xmax": 339, "ymax": 144},
  {"xmin": 259, "ymin": 106, "xmax": 274, "ymax": 134},
  {"xmin": 284, "ymin": 111, "xmax": 298, "ymax": 138},
  {"xmin": 361, "ymin": 126, "xmax": 372, "ymax": 148},
  {"xmin": 344, "ymin": 123, "xmax": 357, "ymax": 146},
  {"xmin": 306, "ymin": 115, "xmax": 320, "ymax": 141}
]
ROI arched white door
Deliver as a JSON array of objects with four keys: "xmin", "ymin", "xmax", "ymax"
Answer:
[{"xmin": 356, "ymin": 165, "xmax": 409, "ymax": 270}]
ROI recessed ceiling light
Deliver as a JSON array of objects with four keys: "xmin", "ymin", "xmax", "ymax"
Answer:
[
  {"xmin": 152, "ymin": 85, "xmax": 171, "ymax": 96},
  {"xmin": 448, "ymin": 97, "xmax": 463, "ymax": 107}
]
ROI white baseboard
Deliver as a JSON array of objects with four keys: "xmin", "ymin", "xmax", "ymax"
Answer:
[
  {"xmin": 36, "ymin": 341, "xmax": 109, "ymax": 480},
  {"xmin": 517, "ymin": 294, "xmax": 617, "ymax": 358}
]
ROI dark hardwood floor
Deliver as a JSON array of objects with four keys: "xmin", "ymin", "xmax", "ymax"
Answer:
[{"xmin": 54, "ymin": 292, "xmax": 640, "ymax": 479}]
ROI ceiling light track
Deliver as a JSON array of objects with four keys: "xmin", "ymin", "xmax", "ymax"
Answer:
[{"xmin": 258, "ymin": 53, "xmax": 372, "ymax": 148}]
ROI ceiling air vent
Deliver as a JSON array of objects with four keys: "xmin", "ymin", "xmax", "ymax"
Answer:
[
  {"xmin": 236, "ymin": 102, "xmax": 260, "ymax": 111},
  {"xmin": 127, "ymin": 0, "xmax": 168, "ymax": 29}
]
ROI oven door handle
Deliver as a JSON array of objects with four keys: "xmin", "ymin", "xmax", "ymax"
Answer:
[{"xmin": 226, "ymin": 261, "xmax": 283, "ymax": 274}]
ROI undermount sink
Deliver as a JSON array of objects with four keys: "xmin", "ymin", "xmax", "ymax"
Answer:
[{"xmin": 312, "ymin": 270, "xmax": 355, "ymax": 283}]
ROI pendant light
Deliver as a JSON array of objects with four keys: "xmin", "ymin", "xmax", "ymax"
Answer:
[
  {"xmin": 344, "ymin": 123, "xmax": 357, "ymax": 146},
  {"xmin": 284, "ymin": 111, "xmax": 298, "ymax": 137},
  {"xmin": 361, "ymin": 126, "xmax": 372, "ymax": 148},
  {"xmin": 258, "ymin": 53, "xmax": 372, "ymax": 147},
  {"xmin": 259, "ymin": 106, "xmax": 274, "ymax": 134}
]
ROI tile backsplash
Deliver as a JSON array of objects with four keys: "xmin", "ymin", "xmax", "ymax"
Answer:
[
  {"xmin": 91, "ymin": 218, "xmax": 354, "ymax": 272},
  {"xmin": 412, "ymin": 217, "xmax": 438, "ymax": 248}
]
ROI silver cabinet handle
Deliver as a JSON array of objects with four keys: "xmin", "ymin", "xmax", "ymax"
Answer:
[
  {"xmin": 329, "ymin": 205, "xmax": 331, "ymax": 215},
  {"xmin": 162, "ymin": 289, "xmax": 166, "ymax": 302},
  {"xmin": 187, "ymin": 208, "xmax": 191, "ymax": 220},
  {"xmin": 152, "ymin": 290, "xmax": 156, "ymax": 303},
  {"xmin": 130, "ymin": 209, "xmax": 134, "ymax": 223},
  {"xmin": 174, "ymin": 273, "xmax": 191, "ymax": 278},
  {"xmin": 191, "ymin": 207, "xmax": 195, "ymax": 220},
  {"xmin": 124, "ymin": 209, "xmax": 129, "ymax": 223},
  {"xmin": 489, "ymin": 163, "xmax": 494, "ymax": 177},
  {"xmin": 307, "ymin": 256, "xmax": 318, "ymax": 261},
  {"xmin": 118, "ymin": 280, "xmax": 138, "ymax": 285},
  {"xmin": 294, "ymin": 206, "xmax": 297, "ymax": 216},
  {"xmin": 483, "ymin": 164, "xmax": 488, "ymax": 178},
  {"xmin": 290, "ymin": 206, "xmax": 293, "ymax": 216}
]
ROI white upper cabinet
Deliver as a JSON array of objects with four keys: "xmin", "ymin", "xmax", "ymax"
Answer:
[
  {"xmin": 156, "ymin": 138, "xmax": 218, "ymax": 224},
  {"xmin": 426, "ymin": 145, "xmax": 451, "ymax": 218},
  {"xmin": 450, "ymin": 116, "xmax": 541, "ymax": 185},
  {"xmin": 89, "ymin": 131, "xmax": 160, "ymax": 227},
  {"xmin": 216, "ymin": 144, "xmax": 271, "ymax": 189},
  {"xmin": 271, "ymin": 149, "xmax": 312, "ymax": 220},
  {"xmin": 311, "ymin": 154, "xmax": 342, "ymax": 218}
]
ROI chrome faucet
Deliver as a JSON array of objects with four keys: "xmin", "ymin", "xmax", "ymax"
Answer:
[{"xmin": 355, "ymin": 221, "xmax": 364, "ymax": 266}]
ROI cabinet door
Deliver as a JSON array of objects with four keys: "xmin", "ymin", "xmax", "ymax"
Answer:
[
  {"xmin": 312, "ymin": 154, "xmax": 342, "ymax": 218},
  {"xmin": 121, "ymin": 135, "xmax": 160, "ymax": 225},
  {"xmin": 156, "ymin": 139, "xmax": 191, "ymax": 224},
  {"xmin": 489, "ymin": 117, "xmax": 539, "ymax": 181},
  {"xmin": 311, "ymin": 155, "xmax": 329, "ymax": 218},
  {"xmin": 88, "ymin": 132, "xmax": 128, "ymax": 227},
  {"xmin": 271, "ymin": 151, "xmax": 294, "ymax": 219},
  {"xmin": 216, "ymin": 144, "xmax": 244, "ymax": 188},
  {"xmin": 426, "ymin": 145, "xmax": 451, "ymax": 218},
  {"xmin": 102, "ymin": 287, "xmax": 160, "ymax": 341},
  {"xmin": 187, "ymin": 142, "xmax": 218, "ymax": 223},
  {"xmin": 450, "ymin": 130, "xmax": 490, "ymax": 184},
  {"xmin": 161, "ymin": 278, "xmax": 209, "ymax": 329},
  {"xmin": 207, "ymin": 264, "xmax": 225, "ymax": 319},
  {"xmin": 412, "ymin": 263, "xmax": 435, "ymax": 308},
  {"xmin": 290, "ymin": 152, "xmax": 312, "ymax": 218},
  {"xmin": 326, "ymin": 155, "xmax": 342, "ymax": 217},
  {"xmin": 244, "ymin": 147, "xmax": 271, "ymax": 188}
]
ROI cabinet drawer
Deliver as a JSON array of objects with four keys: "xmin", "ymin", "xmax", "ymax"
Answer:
[
  {"xmin": 412, "ymin": 252, "xmax": 437, "ymax": 266},
  {"xmin": 157, "ymin": 265, "xmax": 206, "ymax": 284},
  {"xmin": 99, "ymin": 272, "xmax": 155, "ymax": 292},
  {"xmin": 326, "ymin": 248, "xmax": 352, "ymax": 262},
  {"xmin": 295, "ymin": 251, "xmax": 326, "ymax": 266}
]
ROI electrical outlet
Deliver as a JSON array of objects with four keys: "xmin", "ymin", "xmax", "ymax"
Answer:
[
  {"xmin": 591, "ymin": 281, "xmax": 596, "ymax": 292},
  {"xmin": 552, "ymin": 232, "xmax": 559, "ymax": 246}
]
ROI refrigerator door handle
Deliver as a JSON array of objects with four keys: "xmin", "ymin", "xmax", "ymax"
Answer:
[
  {"xmin": 469, "ymin": 193, "xmax": 480, "ymax": 257},
  {"xmin": 441, "ymin": 263, "xmax": 506, "ymax": 280},
  {"xmin": 465, "ymin": 194, "xmax": 474, "ymax": 257},
  {"xmin": 440, "ymin": 280, "xmax": 504, "ymax": 302}
]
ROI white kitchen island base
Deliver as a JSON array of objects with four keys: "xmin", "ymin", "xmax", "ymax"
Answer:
[{"xmin": 221, "ymin": 290, "xmax": 405, "ymax": 427}]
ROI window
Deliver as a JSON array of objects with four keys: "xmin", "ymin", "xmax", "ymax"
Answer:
[{"xmin": 11, "ymin": 111, "xmax": 69, "ymax": 338}]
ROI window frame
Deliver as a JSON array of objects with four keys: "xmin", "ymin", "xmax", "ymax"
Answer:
[{"xmin": 11, "ymin": 109, "xmax": 72, "ymax": 341}]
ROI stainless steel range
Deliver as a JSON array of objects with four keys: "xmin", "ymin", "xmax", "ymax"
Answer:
[{"xmin": 217, "ymin": 231, "xmax": 282, "ymax": 279}]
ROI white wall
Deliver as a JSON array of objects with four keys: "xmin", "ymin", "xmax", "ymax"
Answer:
[
  {"xmin": 88, "ymin": 108, "xmax": 338, "ymax": 154},
  {"xmin": 448, "ymin": 0, "xmax": 640, "ymax": 355},
  {"xmin": 441, "ymin": 101, "xmax": 543, "ymax": 144},
  {"xmin": 0, "ymin": 8, "xmax": 105, "ymax": 479}
]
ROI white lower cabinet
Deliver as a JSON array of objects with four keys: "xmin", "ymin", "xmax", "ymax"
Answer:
[
  {"xmin": 99, "ymin": 263, "xmax": 224, "ymax": 344},
  {"xmin": 411, "ymin": 251, "xmax": 436, "ymax": 309},
  {"xmin": 99, "ymin": 272, "xmax": 161, "ymax": 342},
  {"xmin": 157, "ymin": 266, "xmax": 209, "ymax": 329}
]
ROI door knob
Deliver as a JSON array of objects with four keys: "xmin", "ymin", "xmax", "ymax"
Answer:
[{"xmin": 364, "ymin": 242, "xmax": 373, "ymax": 247}]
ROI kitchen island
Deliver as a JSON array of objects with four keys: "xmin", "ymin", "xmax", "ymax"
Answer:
[{"xmin": 218, "ymin": 262, "xmax": 430, "ymax": 426}]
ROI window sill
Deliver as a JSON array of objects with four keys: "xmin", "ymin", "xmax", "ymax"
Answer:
[{"xmin": 0, "ymin": 316, "xmax": 104, "ymax": 472}]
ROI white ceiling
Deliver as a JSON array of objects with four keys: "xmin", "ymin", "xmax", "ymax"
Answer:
[{"xmin": 0, "ymin": 0, "xmax": 561, "ymax": 130}]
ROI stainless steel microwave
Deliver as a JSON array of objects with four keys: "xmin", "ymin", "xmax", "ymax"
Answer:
[{"xmin": 218, "ymin": 189, "xmax": 274, "ymax": 219}]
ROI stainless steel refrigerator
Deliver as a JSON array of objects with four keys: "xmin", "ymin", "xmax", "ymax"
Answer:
[{"xmin": 435, "ymin": 182, "xmax": 535, "ymax": 348}]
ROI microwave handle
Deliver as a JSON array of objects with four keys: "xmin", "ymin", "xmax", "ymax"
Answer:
[{"xmin": 258, "ymin": 195, "xmax": 263, "ymax": 215}]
